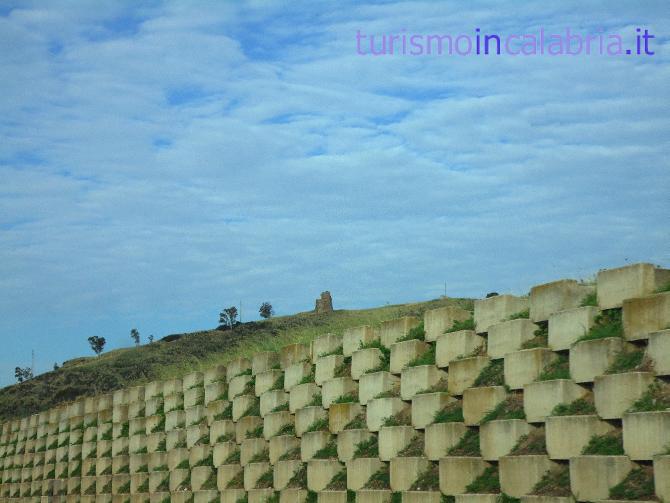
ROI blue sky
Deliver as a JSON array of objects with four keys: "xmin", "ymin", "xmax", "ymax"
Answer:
[{"xmin": 0, "ymin": 1, "xmax": 668, "ymax": 386}]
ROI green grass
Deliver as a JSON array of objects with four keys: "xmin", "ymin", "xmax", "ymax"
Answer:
[
  {"xmin": 581, "ymin": 431, "xmax": 624, "ymax": 455},
  {"xmin": 507, "ymin": 308, "xmax": 530, "ymax": 320},
  {"xmin": 480, "ymin": 394, "xmax": 525, "ymax": 423},
  {"xmin": 605, "ymin": 349, "xmax": 646, "ymax": 374},
  {"xmin": 521, "ymin": 324, "xmax": 548, "ymax": 349},
  {"xmin": 325, "ymin": 469, "xmax": 347, "ymax": 490},
  {"xmin": 364, "ymin": 465, "xmax": 390, "ymax": 489},
  {"xmin": 473, "ymin": 360, "xmax": 504, "ymax": 387},
  {"xmin": 332, "ymin": 393, "xmax": 357, "ymax": 404},
  {"xmin": 447, "ymin": 429, "xmax": 480, "ymax": 456},
  {"xmin": 509, "ymin": 431, "xmax": 546, "ymax": 455},
  {"xmin": 353, "ymin": 436, "xmax": 378, "ymax": 458},
  {"xmin": 313, "ymin": 440, "xmax": 338, "ymax": 459},
  {"xmin": 580, "ymin": 291, "xmax": 598, "ymax": 307},
  {"xmin": 434, "ymin": 403, "xmax": 464, "ymax": 423},
  {"xmin": 0, "ymin": 296, "xmax": 471, "ymax": 421},
  {"xmin": 609, "ymin": 467, "xmax": 656, "ymax": 500},
  {"xmin": 410, "ymin": 463, "xmax": 440, "ymax": 490},
  {"xmin": 343, "ymin": 413, "xmax": 366, "ymax": 430},
  {"xmin": 445, "ymin": 317, "xmax": 475, "ymax": 333},
  {"xmin": 655, "ymin": 282, "xmax": 670, "ymax": 293},
  {"xmin": 398, "ymin": 436, "xmax": 424, "ymax": 456},
  {"xmin": 382, "ymin": 409, "xmax": 412, "ymax": 427},
  {"xmin": 537, "ymin": 354, "xmax": 570, "ymax": 381},
  {"xmin": 397, "ymin": 322, "xmax": 426, "ymax": 342},
  {"xmin": 465, "ymin": 465, "xmax": 500, "ymax": 493},
  {"xmin": 286, "ymin": 464, "xmax": 307, "ymax": 487},
  {"xmin": 628, "ymin": 381, "xmax": 670, "ymax": 412},
  {"xmin": 407, "ymin": 345, "xmax": 436, "ymax": 367},
  {"xmin": 551, "ymin": 397, "xmax": 596, "ymax": 416},
  {"xmin": 304, "ymin": 417, "xmax": 329, "ymax": 433},
  {"xmin": 573, "ymin": 309, "xmax": 623, "ymax": 344}
]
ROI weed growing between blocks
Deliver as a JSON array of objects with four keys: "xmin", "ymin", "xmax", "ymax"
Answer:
[
  {"xmin": 574, "ymin": 308, "xmax": 623, "ymax": 343},
  {"xmin": 448, "ymin": 428, "xmax": 481, "ymax": 456},
  {"xmin": 551, "ymin": 396, "xmax": 596, "ymax": 416},
  {"xmin": 609, "ymin": 466, "xmax": 656, "ymax": 500},
  {"xmin": 581, "ymin": 431, "xmax": 624, "ymax": 455},
  {"xmin": 628, "ymin": 381, "xmax": 670, "ymax": 412},
  {"xmin": 537, "ymin": 354, "xmax": 570, "ymax": 381},
  {"xmin": 473, "ymin": 360, "xmax": 504, "ymax": 387},
  {"xmin": 481, "ymin": 393, "xmax": 525, "ymax": 423}
]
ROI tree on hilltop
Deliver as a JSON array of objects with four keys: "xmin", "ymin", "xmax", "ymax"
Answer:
[
  {"xmin": 130, "ymin": 328, "xmax": 140, "ymax": 346},
  {"xmin": 219, "ymin": 306, "xmax": 238, "ymax": 329},
  {"xmin": 88, "ymin": 336, "xmax": 106, "ymax": 356},
  {"xmin": 259, "ymin": 302, "xmax": 274, "ymax": 319}
]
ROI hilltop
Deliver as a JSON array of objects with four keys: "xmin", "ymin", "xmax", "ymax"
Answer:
[{"xmin": 0, "ymin": 296, "xmax": 472, "ymax": 421}]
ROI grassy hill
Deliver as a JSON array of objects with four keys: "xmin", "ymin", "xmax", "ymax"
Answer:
[{"xmin": 0, "ymin": 296, "xmax": 473, "ymax": 422}]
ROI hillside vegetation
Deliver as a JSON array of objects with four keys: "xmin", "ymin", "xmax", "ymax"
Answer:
[{"xmin": 0, "ymin": 296, "xmax": 472, "ymax": 421}]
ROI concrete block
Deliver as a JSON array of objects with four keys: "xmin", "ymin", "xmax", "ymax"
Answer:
[
  {"xmin": 449, "ymin": 357, "xmax": 491, "ymax": 395},
  {"xmin": 570, "ymin": 337, "xmax": 628, "ymax": 384},
  {"xmin": 313, "ymin": 333, "xmax": 343, "ymax": 360},
  {"xmin": 236, "ymin": 416, "xmax": 263, "ymax": 444},
  {"xmin": 307, "ymin": 459, "xmax": 343, "ymax": 491},
  {"xmin": 183, "ymin": 371, "xmax": 204, "ymax": 392},
  {"xmin": 210, "ymin": 419, "xmax": 236, "ymax": 444},
  {"xmin": 346, "ymin": 458, "xmax": 384, "ymax": 490},
  {"xmin": 379, "ymin": 317, "xmax": 420, "ymax": 348},
  {"xmin": 436, "ymin": 330, "xmax": 486, "ymax": 368},
  {"xmin": 229, "ymin": 374, "xmax": 254, "ymax": 401},
  {"xmin": 648, "ymin": 329, "xmax": 670, "ymax": 376},
  {"xmin": 212, "ymin": 441, "xmax": 238, "ymax": 467},
  {"xmin": 359, "ymin": 372, "xmax": 400, "ymax": 405},
  {"xmin": 165, "ymin": 410, "xmax": 185, "ymax": 431},
  {"xmin": 488, "ymin": 319, "xmax": 539, "ymax": 359},
  {"xmin": 185, "ymin": 405, "xmax": 205, "ymax": 428},
  {"xmin": 597, "ymin": 263, "xmax": 670, "ymax": 310},
  {"xmin": 354, "ymin": 490, "xmax": 392, "ymax": 503},
  {"xmin": 343, "ymin": 326, "xmax": 378, "ymax": 357},
  {"xmin": 504, "ymin": 349, "xmax": 558, "ymax": 390},
  {"xmin": 569, "ymin": 456, "xmax": 634, "ymax": 502},
  {"xmin": 186, "ymin": 423, "xmax": 210, "ymax": 449},
  {"xmin": 233, "ymin": 395, "xmax": 257, "ymax": 422},
  {"xmin": 259, "ymin": 389, "xmax": 288, "ymax": 417},
  {"xmin": 204, "ymin": 382, "xmax": 227, "ymax": 405},
  {"xmin": 316, "ymin": 355, "xmax": 345, "ymax": 385},
  {"xmin": 203, "ymin": 365, "xmax": 226, "ymax": 386},
  {"xmin": 524, "ymin": 380, "xmax": 588, "ymax": 423},
  {"xmin": 317, "ymin": 491, "xmax": 348, "ymax": 503},
  {"xmin": 475, "ymin": 294, "xmax": 529, "ymax": 334},
  {"xmin": 329, "ymin": 403, "xmax": 363, "ymax": 434},
  {"xmin": 166, "ymin": 429, "xmax": 186, "ymax": 451},
  {"xmin": 278, "ymin": 488, "xmax": 308, "ymax": 503},
  {"xmin": 379, "ymin": 426, "xmax": 418, "ymax": 461},
  {"xmin": 463, "ymin": 386, "xmax": 507, "ymax": 426},
  {"xmin": 623, "ymin": 292, "xmax": 670, "ymax": 341},
  {"xmin": 218, "ymin": 463, "xmax": 243, "ymax": 490},
  {"xmin": 164, "ymin": 392, "xmax": 184, "ymax": 413},
  {"xmin": 400, "ymin": 366, "xmax": 447, "ymax": 401},
  {"xmin": 411, "ymin": 392, "xmax": 455, "ymax": 429},
  {"xmin": 530, "ymin": 279, "xmax": 594, "ymax": 322},
  {"xmin": 425, "ymin": 421, "xmax": 467, "ymax": 460},
  {"xmin": 280, "ymin": 343, "xmax": 311, "ymax": 369},
  {"xmin": 366, "ymin": 397, "xmax": 408, "ymax": 433},
  {"xmin": 220, "ymin": 488, "xmax": 246, "ymax": 502},
  {"xmin": 284, "ymin": 362, "xmax": 314, "ymax": 391},
  {"xmin": 653, "ymin": 454, "xmax": 670, "ymax": 503},
  {"xmin": 243, "ymin": 461, "xmax": 271, "ymax": 490},
  {"xmin": 322, "ymin": 378, "xmax": 357, "ymax": 409},
  {"xmin": 227, "ymin": 357, "xmax": 251, "ymax": 382},
  {"xmin": 480, "ymin": 419, "xmax": 535, "ymax": 461},
  {"xmin": 594, "ymin": 372, "xmax": 655, "ymax": 420},
  {"xmin": 623, "ymin": 411, "xmax": 670, "ymax": 460},
  {"xmin": 263, "ymin": 410, "xmax": 292, "ymax": 439},
  {"xmin": 184, "ymin": 387, "xmax": 205, "ymax": 409},
  {"xmin": 295, "ymin": 406, "xmax": 327, "ymax": 437},
  {"xmin": 274, "ymin": 459, "xmax": 302, "ymax": 490},
  {"xmin": 389, "ymin": 457, "xmax": 430, "ymax": 492},
  {"xmin": 190, "ymin": 466, "xmax": 214, "ymax": 491},
  {"xmin": 424, "ymin": 306, "xmax": 472, "ymax": 342},
  {"xmin": 290, "ymin": 384, "xmax": 321, "ymax": 413},
  {"xmin": 241, "ymin": 438, "xmax": 268, "ymax": 466},
  {"xmin": 499, "ymin": 455, "xmax": 557, "ymax": 497},
  {"xmin": 352, "ymin": 349, "xmax": 383, "ymax": 380},
  {"xmin": 549, "ymin": 306, "xmax": 600, "ymax": 351},
  {"xmin": 248, "ymin": 488, "xmax": 276, "ymax": 502},
  {"xmin": 255, "ymin": 370, "xmax": 283, "ymax": 397},
  {"xmin": 252, "ymin": 352, "xmax": 280, "ymax": 376},
  {"xmin": 337, "ymin": 429, "xmax": 374, "ymax": 462},
  {"xmin": 545, "ymin": 415, "xmax": 614, "ymax": 459},
  {"xmin": 390, "ymin": 340, "xmax": 429, "ymax": 375},
  {"xmin": 269, "ymin": 434, "xmax": 300, "ymax": 464},
  {"xmin": 439, "ymin": 456, "xmax": 490, "ymax": 495}
]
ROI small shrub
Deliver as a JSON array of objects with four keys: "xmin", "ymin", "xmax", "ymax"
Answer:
[
  {"xmin": 521, "ymin": 324, "xmax": 548, "ymax": 349},
  {"xmin": 509, "ymin": 430, "xmax": 546, "ymax": 455},
  {"xmin": 249, "ymin": 449, "xmax": 269, "ymax": 463},
  {"xmin": 465, "ymin": 465, "xmax": 500, "ymax": 493},
  {"xmin": 319, "ymin": 346, "xmax": 343, "ymax": 358},
  {"xmin": 410, "ymin": 462, "xmax": 440, "ymax": 490},
  {"xmin": 276, "ymin": 423, "xmax": 296, "ymax": 436},
  {"xmin": 279, "ymin": 447, "xmax": 301, "ymax": 461},
  {"xmin": 255, "ymin": 469, "xmax": 274, "ymax": 488},
  {"xmin": 397, "ymin": 436, "xmax": 424, "ymax": 456},
  {"xmin": 609, "ymin": 466, "xmax": 656, "ymax": 501},
  {"xmin": 481, "ymin": 394, "xmax": 525, "ymax": 423},
  {"xmin": 434, "ymin": 403, "xmax": 464, "ymax": 423},
  {"xmin": 353, "ymin": 436, "xmax": 379, "ymax": 458},
  {"xmin": 581, "ymin": 431, "xmax": 624, "ymax": 455},
  {"xmin": 308, "ymin": 393, "xmax": 322, "ymax": 407},
  {"xmin": 382, "ymin": 409, "xmax": 412, "ymax": 427},
  {"xmin": 333, "ymin": 393, "xmax": 357, "ymax": 404},
  {"xmin": 286, "ymin": 464, "xmax": 307, "ymax": 487},
  {"xmin": 605, "ymin": 349, "xmax": 648, "ymax": 375},
  {"xmin": 305, "ymin": 418, "xmax": 329, "ymax": 433},
  {"xmin": 508, "ymin": 309, "xmax": 530, "ymax": 320},
  {"xmin": 574, "ymin": 309, "xmax": 623, "ymax": 344},
  {"xmin": 343, "ymin": 413, "xmax": 366, "ymax": 430},
  {"xmin": 628, "ymin": 381, "xmax": 670, "ymax": 412},
  {"xmin": 537, "ymin": 355, "xmax": 570, "ymax": 381},
  {"xmin": 364, "ymin": 465, "xmax": 390, "ymax": 489},
  {"xmin": 246, "ymin": 425, "xmax": 264, "ymax": 439},
  {"xmin": 473, "ymin": 360, "xmax": 504, "ymax": 387},
  {"xmin": 398, "ymin": 322, "xmax": 426, "ymax": 342},
  {"xmin": 326, "ymin": 469, "xmax": 347, "ymax": 490},
  {"xmin": 551, "ymin": 397, "xmax": 596, "ymax": 416},
  {"xmin": 531, "ymin": 465, "xmax": 571, "ymax": 496},
  {"xmin": 407, "ymin": 345, "xmax": 436, "ymax": 367},
  {"xmin": 445, "ymin": 317, "xmax": 475, "ymax": 333},
  {"xmin": 448, "ymin": 429, "xmax": 480, "ymax": 456},
  {"xmin": 580, "ymin": 291, "xmax": 598, "ymax": 307},
  {"xmin": 313, "ymin": 440, "xmax": 338, "ymax": 459},
  {"xmin": 224, "ymin": 450, "xmax": 241, "ymax": 464},
  {"xmin": 299, "ymin": 374, "xmax": 315, "ymax": 385}
]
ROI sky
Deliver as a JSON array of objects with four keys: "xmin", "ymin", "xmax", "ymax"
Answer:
[{"xmin": 0, "ymin": 1, "xmax": 668, "ymax": 386}]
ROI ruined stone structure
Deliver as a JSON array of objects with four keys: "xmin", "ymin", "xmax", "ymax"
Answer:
[
  {"xmin": 1, "ymin": 263, "xmax": 669, "ymax": 503},
  {"xmin": 315, "ymin": 292, "xmax": 333, "ymax": 314}
]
